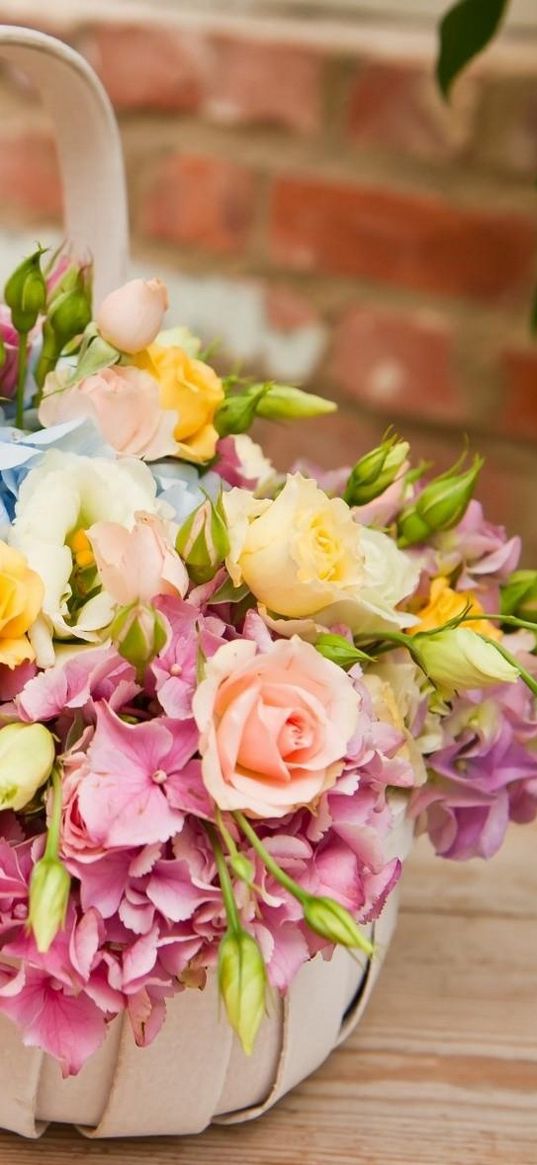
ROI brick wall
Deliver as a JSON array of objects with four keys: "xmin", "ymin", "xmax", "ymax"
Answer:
[{"xmin": 0, "ymin": 5, "xmax": 536, "ymax": 560}]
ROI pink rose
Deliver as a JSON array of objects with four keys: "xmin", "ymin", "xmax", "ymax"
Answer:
[
  {"xmin": 96, "ymin": 278, "xmax": 169, "ymax": 354},
  {"xmin": 38, "ymin": 365, "xmax": 177, "ymax": 461},
  {"xmin": 193, "ymin": 637, "xmax": 359, "ymax": 818},
  {"xmin": 89, "ymin": 512, "xmax": 188, "ymax": 606}
]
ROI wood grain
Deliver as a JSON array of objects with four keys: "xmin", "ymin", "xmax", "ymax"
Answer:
[{"xmin": 0, "ymin": 823, "xmax": 535, "ymax": 1165}]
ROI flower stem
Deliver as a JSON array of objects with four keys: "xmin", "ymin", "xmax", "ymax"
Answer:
[
  {"xmin": 44, "ymin": 766, "xmax": 63, "ymax": 861},
  {"xmin": 205, "ymin": 822, "xmax": 242, "ymax": 935},
  {"xmin": 15, "ymin": 331, "xmax": 28, "ymax": 429},
  {"xmin": 233, "ymin": 812, "xmax": 308, "ymax": 906},
  {"xmin": 478, "ymin": 635, "xmax": 537, "ymax": 699}
]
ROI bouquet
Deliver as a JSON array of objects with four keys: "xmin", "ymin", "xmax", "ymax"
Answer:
[{"xmin": 0, "ymin": 244, "xmax": 534, "ymax": 1078}]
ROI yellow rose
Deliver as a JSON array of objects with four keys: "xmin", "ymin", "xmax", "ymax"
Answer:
[
  {"xmin": 135, "ymin": 343, "xmax": 224, "ymax": 463},
  {"xmin": 0, "ymin": 541, "xmax": 44, "ymax": 667},
  {"xmin": 409, "ymin": 577, "xmax": 501, "ymax": 640}
]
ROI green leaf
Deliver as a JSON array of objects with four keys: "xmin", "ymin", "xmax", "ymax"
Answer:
[{"xmin": 436, "ymin": 0, "xmax": 510, "ymax": 99}]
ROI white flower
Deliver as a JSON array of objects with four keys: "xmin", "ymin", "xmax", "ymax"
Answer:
[
  {"xmin": 223, "ymin": 474, "xmax": 419, "ymax": 635},
  {"xmin": 233, "ymin": 435, "xmax": 274, "ymax": 490},
  {"xmin": 10, "ymin": 451, "xmax": 165, "ymax": 665}
]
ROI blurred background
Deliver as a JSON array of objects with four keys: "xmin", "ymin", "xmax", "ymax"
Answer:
[{"xmin": 0, "ymin": 0, "xmax": 535, "ymax": 558}]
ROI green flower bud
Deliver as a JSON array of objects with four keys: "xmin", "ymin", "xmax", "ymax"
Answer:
[
  {"xmin": 0, "ymin": 336, "xmax": 5, "ymax": 371},
  {"xmin": 48, "ymin": 277, "xmax": 92, "ymax": 348},
  {"xmin": 413, "ymin": 627, "xmax": 519, "ymax": 694},
  {"xmin": 0, "ymin": 723, "xmax": 55, "ymax": 812},
  {"xmin": 315, "ymin": 633, "xmax": 372, "ymax": 670},
  {"xmin": 303, "ymin": 896, "xmax": 374, "ymax": 955},
  {"xmin": 28, "ymin": 856, "xmax": 71, "ymax": 953},
  {"xmin": 256, "ymin": 385, "xmax": 336, "ymax": 421},
  {"xmin": 501, "ymin": 570, "xmax": 537, "ymax": 624},
  {"xmin": 111, "ymin": 601, "xmax": 167, "ymax": 677},
  {"xmin": 397, "ymin": 455, "xmax": 483, "ymax": 547},
  {"xmin": 344, "ymin": 435, "xmax": 409, "ymax": 506},
  {"xmin": 4, "ymin": 248, "xmax": 47, "ymax": 334},
  {"xmin": 176, "ymin": 494, "xmax": 229, "ymax": 584},
  {"xmin": 218, "ymin": 927, "xmax": 267, "ymax": 1054},
  {"xmin": 215, "ymin": 385, "xmax": 268, "ymax": 438}
]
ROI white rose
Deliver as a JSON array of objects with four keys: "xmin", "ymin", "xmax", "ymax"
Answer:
[
  {"xmin": 223, "ymin": 473, "xmax": 419, "ymax": 634},
  {"xmin": 10, "ymin": 451, "xmax": 165, "ymax": 666}
]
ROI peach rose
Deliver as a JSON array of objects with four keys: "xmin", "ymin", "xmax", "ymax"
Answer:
[
  {"xmin": 89, "ymin": 512, "xmax": 188, "ymax": 606},
  {"xmin": 38, "ymin": 365, "xmax": 177, "ymax": 461},
  {"xmin": 192, "ymin": 637, "xmax": 359, "ymax": 818},
  {"xmin": 96, "ymin": 277, "xmax": 169, "ymax": 354}
]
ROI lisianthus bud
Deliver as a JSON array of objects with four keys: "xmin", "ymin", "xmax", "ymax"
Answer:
[
  {"xmin": 28, "ymin": 856, "xmax": 71, "ymax": 953},
  {"xmin": 397, "ymin": 455, "xmax": 483, "ymax": 547},
  {"xmin": 218, "ymin": 927, "xmax": 267, "ymax": 1054},
  {"xmin": 35, "ymin": 276, "xmax": 93, "ymax": 391},
  {"xmin": 0, "ymin": 723, "xmax": 55, "ymax": 812},
  {"xmin": 176, "ymin": 494, "xmax": 229, "ymax": 584},
  {"xmin": 215, "ymin": 385, "xmax": 268, "ymax": 438},
  {"xmin": 303, "ymin": 896, "xmax": 374, "ymax": 955},
  {"xmin": 412, "ymin": 627, "xmax": 519, "ymax": 693},
  {"xmin": 48, "ymin": 276, "xmax": 92, "ymax": 348},
  {"xmin": 111, "ymin": 601, "xmax": 167, "ymax": 676},
  {"xmin": 256, "ymin": 385, "xmax": 336, "ymax": 421},
  {"xmin": 344, "ymin": 435, "xmax": 409, "ymax": 506},
  {"xmin": 4, "ymin": 248, "xmax": 47, "ymax": 334},
  {"xmin": 44, "ymin": 241, "xmax": 93, "ymax": 302},
  {"xmin": 315, "ymin": 633, "xmax": 371, "ymax": 670},
  {"xmin": 501, "ymin": 570, "xmax": 537, "ymax": 624},
  {"xmin": 96, "ymin": 278, "xmax": 169, "ymax": 354}
]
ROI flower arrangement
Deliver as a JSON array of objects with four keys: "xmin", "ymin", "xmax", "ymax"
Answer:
[{"xmin": 0, "ymin": 244, "xmax": 534, "ymax": 1078}]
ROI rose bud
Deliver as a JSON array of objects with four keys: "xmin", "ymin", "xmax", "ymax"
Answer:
[
  {"xmin": 4, "ymin": 248, "xmax": 47, "ymax": 335},
  {"xmin": 96, "ymin": 277, "xmax": 169, "ymax": 354},
  {"xmin": 0, "ymin": 723, "xmax": 55, "ymax": 812}
]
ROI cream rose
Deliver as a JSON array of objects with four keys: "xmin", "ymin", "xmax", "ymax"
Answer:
[
  {"xmin": 224, "ymin": 474, "xmax": 419, "ymax": 634},
  {"xmin": 193, "ymin": 637, "xmax": 359, "ymax": 818}
]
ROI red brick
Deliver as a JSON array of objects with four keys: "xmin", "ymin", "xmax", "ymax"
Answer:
[
  {"xmin": 206, "ymin": 37, "xmax": 323, "ymax": 134},
  {"xmin": 0, "ymin": 131, "xmax": 61, "ymax": 219},
  {"xmin": 254, "ymin": 406, "xmax": 382, "ymax": 473},
  {"xmin": 473, "ymin": 78, "xmax": 537, "ymax": 179},
  {"xmin": 347, "ymin": 61, "xmax": 478, "ymax": 161},
  {"xmin": 331, "ymin": 304, "xmax": 464, "ymax": 423},
  {"xmin": 499, "ymin": 347, "xmax": 537, "ymax": 440},
  {"xmin": 140, "ymin": 153, "xmax": 256, "ymax": 255},
  {"xmin": 82, "ymin": 24, "xmax": 207, "ymax": 112},
  {"xmin": 264, "ymin": 284, "xmax": 319, "ymax": 331},
  {"xmin": 268, "ymin": 177, "xmax": 537, "ymax": 302}
]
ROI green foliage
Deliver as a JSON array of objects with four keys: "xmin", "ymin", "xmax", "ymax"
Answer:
[{"xmin": 436, "ymin": 0, "xmax": 510, "ymax": 98}]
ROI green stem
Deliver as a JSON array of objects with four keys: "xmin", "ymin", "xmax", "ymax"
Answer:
[
  {"xmin": 478, "ymin": 635, "xmax": 537, "ymax": 699},
  {"xmin": 44, "ymin": 767, "xmax": 63, "ymax": 861},
  {"xmin": 15, "ymin": 331, "xmax": 28, "ymax": 429},
  {"xmin": 206, "ymin": 822, "xmax": 241, "ymax": 934},
  {"xmin": 462, "ymin": 613, "xmax": 537, "ymax": 635},
  {"xmin": 233, "ymin": 812, "xmax": 308, "ymax": 906}
]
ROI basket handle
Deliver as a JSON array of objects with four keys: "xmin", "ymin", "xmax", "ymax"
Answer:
[{"xmin": 0, "ymin": 25, "xmax": 129, "ymax": 304}]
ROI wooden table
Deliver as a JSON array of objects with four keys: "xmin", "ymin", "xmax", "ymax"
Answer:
[{"xmin": 1, "ymin": 823, "xmax": 536, "ymax": 1165}]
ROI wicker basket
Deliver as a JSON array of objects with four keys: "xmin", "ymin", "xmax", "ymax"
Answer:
[{"xmin": 0, "ymin": 25, "xmax": 414, "ymax": 1140}]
